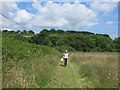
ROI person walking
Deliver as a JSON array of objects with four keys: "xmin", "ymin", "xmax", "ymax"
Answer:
[{"xmin": 63, "ymin": 50, "xmax": 69, "ymax": 67}]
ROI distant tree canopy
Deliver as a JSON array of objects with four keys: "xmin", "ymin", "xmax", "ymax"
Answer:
[
  {"xmin": 16, "ymin": 30, "xmax": 20, "ymax": 33},
  {"xmin": 3, "ymin": 30, "xmax": 8, "ymax": 32},
  {"xmin": 2, "ymin": 29, "xmax": 120, "ymax": 52},
  {"xmin": 114, "ymin": 37, "xmax": 120, "ymax": 52},
  {"xmin": 21, "ymin": 30, "xmax": 27, "ymax": 34},
  {"xmin": 28, "ymin": 30, "xmax": 34, "ymax": 34}
]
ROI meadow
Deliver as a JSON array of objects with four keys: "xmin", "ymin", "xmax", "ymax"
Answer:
[
  {"xmin": 2, "ymin": 35, "xmax": 61, "ymax": 88},
  {"xmin": 2, "ymin": 30, "xmax": 119, "ymax": 88},
  {"xmin": 70, "ymin": 52, "xmax": 118, "ymax": 88}
]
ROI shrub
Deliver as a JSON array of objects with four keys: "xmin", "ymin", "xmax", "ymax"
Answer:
[{"xmin": 56, "ymin": 45, "xmax": 76, "ymax": 53}]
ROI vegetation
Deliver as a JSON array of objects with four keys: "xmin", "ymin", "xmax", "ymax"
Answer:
[
  {"xmin": 38, "ymin": 52, "xmax": 118, "ymax": 88},
  {"xmin": 70, "ymin": 52, "xmax": 118, "ymax": 88},
  {"xmin": 2, "ymin": 29, "xmax": 120, "ymax": 52},
  {"xmin": 2, "ymin": 29, "xmax": 119, "ymax": 88},
  {"xmin": 2, "ymin": 33, "xmax": 61, "ymax": 88}
]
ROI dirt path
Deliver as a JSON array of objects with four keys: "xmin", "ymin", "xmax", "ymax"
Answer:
[{"xmin": 45, "ymin": 54, "xmax": 92, "ymax": 88}]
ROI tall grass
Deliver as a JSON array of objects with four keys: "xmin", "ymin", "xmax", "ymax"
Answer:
[
  {"xmin": 3, "ymin": 55, "xmax": 60, "ymax": 88},
  {"xmin": 2, "ymin": 36, "xmax": 61, "ymax": 88},
  {"xmin": 71, "ymin": 52, "xmax": 118, "ymax": 88}
]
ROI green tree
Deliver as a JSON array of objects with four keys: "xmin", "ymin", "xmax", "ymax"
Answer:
[
  {"xmin": 114, "ymin": 37, "xmax": 120, "ymax": 52},
  {"xmin": 16, "ymin": 30, "xmax": 20, "ymax": 33},
  {"xmin": 28, "ymin": 30, "xmax": 34, "ymax": 34},
  {"xmin": 3, "ymin": 30, "xmax": 8, "ymax": 32},
  {"xmin": 21, "ymin": 30, "xmax": 27, "ymax": 34}
]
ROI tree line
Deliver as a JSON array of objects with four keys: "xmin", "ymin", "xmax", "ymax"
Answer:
[{"xmin": 2, "ymin": 29, "xmax": 120, "ymax": 52}]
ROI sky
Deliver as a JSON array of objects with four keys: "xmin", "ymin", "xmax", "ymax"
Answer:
[{"xmin": 0, "ymin": 0, "xmax": 119, "ymax": 39}]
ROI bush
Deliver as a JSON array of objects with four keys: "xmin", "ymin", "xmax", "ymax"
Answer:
[
  {"xmin": 56, "ymin": 45, "xmax": 76, "ymax": 53},
  {"xmin": 2, "ymin": 36, "xmax": 61, "ymax": 88}
]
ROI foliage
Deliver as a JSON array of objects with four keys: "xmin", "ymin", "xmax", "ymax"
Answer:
[
  {"xmin": 2, "ymin": 29, "xmax": 119, "ymax": 88},
  {"xmin": 56, "ymin": 45, "xmax": 76, "ymax": 52},
  {"xmin": 2, "ymin": 29, "xmax": 120, "ymax": 52},
  {"xmin": 114, "ymin": 37, "xmax": 120, "ymax": 52},
  {"xmin": 26, "ymin": 29, "xmax": 118, "ymax": 52},
  {"xmin": 2, "ymin": 34, "xmax": 61, "ymax": 88}
]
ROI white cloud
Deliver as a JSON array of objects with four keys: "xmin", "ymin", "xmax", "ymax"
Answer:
[
  {"xmin": 2, "ymin": 2, "xmax": 19, "ymax": 11},
  {"xmin": 2, "ymin": 1, "xmax": 98, "ymax": 30},
  {"xmin": 1, "ymin": 0, "xmax": 21, "ymax": 2},
  {"xmin": 105, "ymin": 21, "xmax": 113, "ymax": 24},
  {"xmin": 30, "ymin": 1, "xmax": 98, "ymax": 30},
  {"xmin": 13, "ymin": 10, "xmax": 34, "ymax": 23},
  {"xmin": 101, "ymin": 0, "xmax": 119, "ymax": 2},
  {"xmin": 1, "ymin": 15, "xmax": 14, "ymax": 27},
  {"xmin": 1, "ymin": 2, "xmax": 34, "ymax": 29},
  {"xmin": 1, "ymin": 0, "xmax": 120, "ymax": 2},
  {"xmin": 1, "ymin": 2, "xmax": 19, "ymax": 17},
  {"xmin": 2, "ymin": 28, "xmax": 14, "ymax": 31},
  {"xmin": 33, "ymin": 0, "xmax": 37, "ymax": 2},
  {"xmin": 90, "ymin": 2, "xmax": 117, "ymax": 13},
  {"xmin": 0, "ymin": 15, "xmax": 2, "ymax": 28},
  {"xmin": 2, "ymin": 1, "xmax": 99, "ymax": 30}
]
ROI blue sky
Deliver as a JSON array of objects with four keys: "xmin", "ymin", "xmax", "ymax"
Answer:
[{"xmin": 1, "ymin": 1, "xmax": 118, "ymax": 39}]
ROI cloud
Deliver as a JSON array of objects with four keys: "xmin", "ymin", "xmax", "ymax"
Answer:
[
  {"xmin": 1, "ymin": 2, "xmax": 34, "ymax": 29},
  {"xmin": 1, "ymin": 14, "xmax": 15, "ymax": 27},
  {"xmin": 13, "ymin": 10, "xmax": 34, "ymax": 24},
  {"xmin": 30, "ymin": 1, "xmax": 98, "ymax": 30},
  {"xmin": 2, "ymin": 2, "xmax": 19, "ymax": 11},
  {"xmin": 105, "ymin": 21, "xmax": 113, "ymax": 24},
  {"xmin": 1, "ymin": 0, "xmax": 22, "ymax": 2},
  {"xmin": 1, "ymin": 0, "xmax": 120, "ymax": 2},
  {"xmin": 2, "ymin": 1, "xmax": 98, "ymax": 30},
  {"xmin": 2, "ymin": 28, "xmax": 14, "ymax": 31},
  {"xmin": 33, "ymin": 0, "xmax": 37, "ymax": 2},
  {"xmin": 90, "ymin": 2, "xmax": 117, "ymax": 13},
  {"xmin": 1, "ymin": 2, "xmax": 19, "ymax": 17},
  {"xmin": 1, "ymin": 2, "xmax": 18, "ymax": 28},
  {"xmin": 2, "ymin": 1, "xmax": 98, "ymax": 31}
]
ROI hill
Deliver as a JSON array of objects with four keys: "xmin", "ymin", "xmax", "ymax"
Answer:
[
  {"xmin": 2, "ymin": 29, "xmax": 120, "ymax": 52},
  {"xmin": 2, "ymin": 33, "xmax": 61, "ymax": 88},
  {"xmin": 2, "ymin": 29, "xmax": 119, "ymax": 88}
]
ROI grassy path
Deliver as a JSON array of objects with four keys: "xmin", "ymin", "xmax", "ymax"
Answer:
[
  {"xmin": 46, "ymin": 52, "xmax": 118, "ymax": 88},
  {"xmin": 2, "ymin": 51, "xmax": 118, "ymax": 88},
  {"xmin": 45, "ymin": 54, "xmax": 92, "ymax": 88}
]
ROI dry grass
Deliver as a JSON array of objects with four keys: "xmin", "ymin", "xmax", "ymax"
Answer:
[
  {"xmin": 70, "ymin": 52, "xmax": 118, "ymax": 88},
  {"xmin": 2, "ymin": 54, "xmax": 60, "ymax": 88},
  {"xmin": 23, "ymin": 35, "xmax": 33, "ymax": 38},
  {"xmin": 2, "ymin": 51, "xmax": 118, "ymax": 88}
]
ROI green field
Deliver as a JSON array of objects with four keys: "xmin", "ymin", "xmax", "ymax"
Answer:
[
  {"xmin": 2, "ymin": 35, "xmax": 61, "ymax": 88},
  {"xmin": 2, "ymin": 31, "xmax": 119, "ymax": 88},
  {"xmin": 2, "ymin": 45, "xmax": 118, "ymax": 88}
]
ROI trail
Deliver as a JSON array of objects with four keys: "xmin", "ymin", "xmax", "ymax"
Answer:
[{"xmin": 45, "ymin": 53, "xmax": 92, "ymax": 88}]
